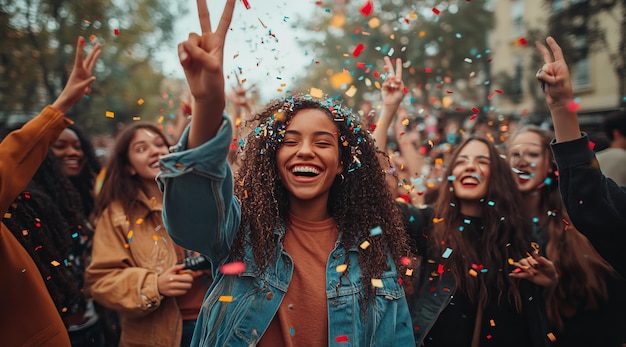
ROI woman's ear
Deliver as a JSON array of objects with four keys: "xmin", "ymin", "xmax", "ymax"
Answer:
[{"xmin": 128, "ymin": 166, "xmax": 136, "ymax": 176}]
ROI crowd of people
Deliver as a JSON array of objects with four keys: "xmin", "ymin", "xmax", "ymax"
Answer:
[{"xmin": 1, "ymin": 1, "xmax": 626, "ymax": 346}]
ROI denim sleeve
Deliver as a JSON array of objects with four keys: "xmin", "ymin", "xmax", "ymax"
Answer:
[{"xmin": 157, "ymin": 116, "xmax": 241, "ymax": 267}]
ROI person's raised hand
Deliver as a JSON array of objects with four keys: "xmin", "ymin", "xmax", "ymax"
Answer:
[
  {"xmin": 178, "ymin": 0, "xmax": 235, "ymax": 105},
  {"xmin": 52, "ymin": 36, "xmax": 102, "ymax": 114},
  {"xmin": 157, "ymin": 263, "xmax": 194, "ymax": 297},
  {"xmin": 381, "ymin": 56, "xmax": 406, "ymax": 108},
  {"xmin": 509, "ymin": 251, "xmax": 559, "ymax": 288},
  {"xmin": 536, "ymin": 37, "xmax": 574, "ymax": 113}
]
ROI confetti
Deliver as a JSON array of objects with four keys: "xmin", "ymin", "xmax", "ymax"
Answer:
[
  {"xmin": 442, "ymin": 248, "xmax": 453, "ymax": 258},
  {"xmin": 468, "ymin": 269, "xmax": 478, "ymax": 277},
  {"xmin": 105, "ymin": 111, "xmax": 115, "ymax": 118},
  {"xmin": 241, "ymin": 0, "xmax": 250, "ymax": 10},
  {"xmin": 371, "ymin": 278, "xmax": 383, "ymax": 288},
  {"xmin": 113, "ymin": 28, "xmax": 120, "ymax": 36},
  {"xmin": 360, "ymin": 240, "xmax": 371, "ymax": 249},
  {"xmin": 433, "ymin": 217, "xmax": 444, "ymax": 223},
  {"xmin": 353, "ymin": 43, "xmax": 365, "ymax": 57},
  {"xmin": 51, "ymin": 260, "xmax": 60, "ymax": 267},
  {"xmin": 336, "ymin": 335, "xmax": 349, "ymax": 343},
  {"xmin": 309, "ymin": 87, "xmax": 324, "ymax": 98},
  {"xmin": 432, "ymin": 7, "xmax": 440, "ymax": 15},
  {"xmin": 400, "ymin": 256, "xmax": 411, "ymax": 266},
  {"xmin": 344, "ymin": 85, "xmax": 357, "ymax": 97},
  {"xmin": 547, "ymin": 333, "xmax": 556, "ymax": 342},
  {"xmin": 220, "ymin": 261, "xmax": 246, "ymax": 275},
  {"xmin": 135, "ymin": 218, "xmax": 144, "ymax": 225},
  {"xmin": 490, "ymin": 319, "xmax": 496, "ymax": 326},
  {"xmin": 219, "ymin": 296, "xmax": 233, "ymax": 302},
  {"xmin": 567, "ymin": 100, "xmax": 580, "ymax": 112},
  {"xmin": 336, "ymin": 264, "xmax": 348, "ymax": 272},
  {"xmin": 359, "ymin": 1, "xmax": 373, "ymax": 16},
  {"xmin": 369, "ymin": 226, "xmax": 382, "ymax": 236},
  {"xmin": 137, "ymin": 98, "xmax": 145, "ymax": 105}
]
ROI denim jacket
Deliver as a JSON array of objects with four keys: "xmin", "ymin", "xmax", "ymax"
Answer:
[{"xmin": 158, "ymin": 117, "xmax": 415, "ymax": 346}]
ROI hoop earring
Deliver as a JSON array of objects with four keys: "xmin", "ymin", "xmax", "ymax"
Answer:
[{"xmin": 338, "ymin": 174, "xmax": 345, "ymax": 185}]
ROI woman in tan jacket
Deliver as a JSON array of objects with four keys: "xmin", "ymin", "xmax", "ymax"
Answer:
[
  {"xmin": 1, "ymin": 36, "xmax": 101, "ymax": 346},
  {"xmin": 86, "ymin": 123, "xmax": 211, "ymax": 347}
]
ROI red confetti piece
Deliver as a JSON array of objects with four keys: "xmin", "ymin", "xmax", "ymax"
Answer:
[
  {"xmin": 356, "ymin": 62, "xmax": 366, "ymax": 69},
  {"xmin": 241, "ymin": 0, "xmax": 250, "ymax": 9},
  {"xmin": 400, "ymin": 256, "xmax": 411, "ymax": 266},
  {"xmin": 432, "ymin": 7, "xmax": 440, "ymax": 15},
  {"xmin": 336, "ymin": 335, "xmax": 349, "ymax": 343},
  {"xmin": 425, "ymin": 67, "xmax": 432, "ymax": 74},
  {"xmin": 437, "ymin": 264, "xmax": 444, "ymax": 274},
  {"xmin": 566, "ymin": 100, "xmax": 580, "ymax": 112},
  {"xmin": 219, "ymin": 261, "xmax": 246, "ymax": 275},
  {"xmin": 471, "ymin": 107, "xmax": 480, "ymax": 114},
  {"xmin": 469, "ymin": 114, "xmax": 477, "ymax": 120},
  {"xmin": 518, "ymin": 37, "xmax": 528, "ymax": 46},
  {"xmin": 588, "ymin": 141, "xmax": 596, "ymax": 150},
  {"xmin": 373, "ymin": 71, "xmax": 380, "ymax": 77},
  {"xmin": 229, "ymin": 143, "xmax": 236, "ymax": 151},
  {"xmin": 487, "ymin": 91, "xmax": 496, "ymax": 100},
  {"xmin": 353, "ymin": 43, "xmax": 365, "ymax": 57},
  {"xmin": 113, "ymin": 28, "xmax": 120, "ymax": 36},
  {"xmin": 360, "ymin": 1, "xmax": 373, "ymax": 16}
]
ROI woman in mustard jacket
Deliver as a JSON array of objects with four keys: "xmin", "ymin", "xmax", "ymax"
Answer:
[
  {"xmin": 86, "ymin": 123, "xmax": 211, "ymax": 347},
  {"xmin": 0, "ymin": 36, "xmax": 101, "ymax": 346}
]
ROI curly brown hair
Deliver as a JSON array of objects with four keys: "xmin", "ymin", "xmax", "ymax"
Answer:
[
  {"xmin": 430, "ymin": 136, "xmax": 532, "ymax": 311},
  {"xmin": 230, "ymin": 94, "xmax": 413, "ymax": 302}
]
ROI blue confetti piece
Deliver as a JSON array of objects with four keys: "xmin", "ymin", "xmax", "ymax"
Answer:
[
  {"xmin": 459, "ymin": 226, "xmax": 464, "ymax": 232},
  {"xmin": 487, "ymin": 201, "xmax": 495, "ymax": 206},
  {"xmin": 463, "ymin": 219, "xmax": 471, "ymax": 224},
  {"xmin": 370, "ymin": 226, "xmax": 383, "ymax": 236},
  {"xmin": 409, "ymin": 215, "xmax": 415, "ymax": 222},
  {"xmin": 442, "ymin": 248, "xmax": 453, "ymax": 258},
  {"xmin": 532, "ymin": 217, "xmax": 539, "ymax": 223},
  {"xmin": 543, "ymin": 177, "xmax": 552, "ymax": 185}
]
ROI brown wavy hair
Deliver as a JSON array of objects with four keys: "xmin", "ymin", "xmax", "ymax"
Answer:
[
  {"xmin": 509, "ymin": 126, "xmax": 616, "ymax": 329},
  {"xmin": 230, "ymin": 94, "xmax": 413, "ymax": 303},
  {"xmin": 94, "ymin": 122, "xmax": 170, "ymax": 221},
  {"xmin": 430, "ymin": 136, "xmax": 532, "ymax": 311}
]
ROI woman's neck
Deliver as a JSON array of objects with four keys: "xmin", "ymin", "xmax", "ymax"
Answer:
[
  {"xmin": 522, "ymin": 189, "xmax": 542, "ymax": 218},
  {"xmin": 140, "ymin": 180, "xmax": 163, "ymax": 203}
]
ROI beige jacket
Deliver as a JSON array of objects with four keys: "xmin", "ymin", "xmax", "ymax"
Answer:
[{"xmin": 86, "ymin": 191, "xmax": 182, "ymax": 347}]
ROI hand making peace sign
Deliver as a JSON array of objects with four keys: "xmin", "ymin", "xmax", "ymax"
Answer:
[
  {"xmin": 535, "ymin": 36, "xmax": 574, "ymax": 113},
  {"xmin": 180, "ymin": 0, "xmax": 236, "ymax": 149},
  {"xmin": 381, "ymin": 56, "xmax": 406, "ymax": 108}
]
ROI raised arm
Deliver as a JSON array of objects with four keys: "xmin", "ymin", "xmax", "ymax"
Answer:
[
  {"xmin": 372, "ymin": 57, "xmax": 405, "ymax": 150},
  {"xmin": 536, "ymin": 36, "xmax": 580, "ymax": 143},
  {"xmin": 178, "ymin": 0, "xmax": 235, "ymax": 149}
]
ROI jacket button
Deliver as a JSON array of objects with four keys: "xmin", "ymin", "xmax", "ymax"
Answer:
[{"xmin": 266, "ymin": 291, "xmax": 274, "ymax": 300}]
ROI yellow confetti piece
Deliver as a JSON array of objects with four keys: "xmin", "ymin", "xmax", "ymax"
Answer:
[
  {"xmin": 243, "ymin": 190, "xmax": 248, "ymax": 199},
  {"xmin": 489, "ymin": 319, "xmax": 496, "ymax": 327},
  {"xmin": 508, "ymin": 258, "xmax": 515, "ymax": 265},
  {"xmin": 336, "ymin": 264, "xmax": 347, "ymax": 273},
  {"xmin": 50, "ymin": 260, "xmax": 60, "ymax": 267},
  {"xmin": 274, "ymin": 110, "xmax": 286, "ymax": 122},
  {"xmin": 61, "ymin": 307, "xmax": 68, "ymax": 313},
  {"xmin": 435, "ymin": 158, "xmax": 443, "ymax": 166},
  {"xmin": 4, "ymin": 212, "xmax": 11, "ymax": 218},
  {"xmin": 547, "ymin": 333, "xmax": 556, "ymax": 342},
  {"xmin": 158, "ymin": 115, "xmax": 164, "ymax": 124},
  {"xmin": 136, "ymin": 218, "xmax": 144, "ymax": 225},
  {"xmin": 402, "ymin": 119, "xmax": 409, "ymax": 126},
  {"xmin": 152, "ymin": 235, "xmax": 158, "ymax": 241},
  {"xmin": 344, "ymin": 85, "xmax": 357, "ymax": 97},
  {"xmin": 309, "ymin": 87, "xmax": 324, "ymax": 98},
  {"xmin": 342, "ymin": 141, "xmax": 349, "ymax": 147},
  {"xmin": 371, "ymin": 278, "xmax": 383, "ymax": 288},
  {"xmin": 132, "ymin": 116, "xmax": 141, "ymax": 121},
  {"xmin": 137, "ymin": 98, "xmax": 145, "ymax": 105},
  {"xmin": 374, "ymin": 81, "xmax": 381, "ymax": 89},
  {"xmin": 105, "ymin": 111, "xmax": 115, "ymax": 118},
  {"xmin": 330, "ymin": 71, "xmax": 353, "ymax": 89},
  {"xmin": 124, "ymin": 243, "xmax": 130, "ymax": 248},
  {"xmin": 360, "ymin": 240, "xmax": 371, "ymax": 249},
  {"xmin": 368, "ymin": 17, "xmax": 380, "ymax": 28},
  {"xmin": 432, "ymin": 217, "xmax": 444, "ymax": 223},
  {"xmin": 127, "ymin": 230, "xmax": 133, "ymax": 239},
  {"xmin": 406, "ymin": 268, "xmax": 414, "ymax": 276},
  {"xmin": 468, "ymin": 269, "xmax": 478, "ymax": 277},
  {"xmin": 219, "ymin": 296, "xmax": 233, "ymax": 302},
  {"xmin": 22, "ymin": 230, "xmax": 28, "ymax": 236}
]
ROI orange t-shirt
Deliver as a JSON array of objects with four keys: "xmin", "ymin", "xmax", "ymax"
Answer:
[{"xmin": 258, "ymin": 214, "xmax": 338, "ymax": 347}]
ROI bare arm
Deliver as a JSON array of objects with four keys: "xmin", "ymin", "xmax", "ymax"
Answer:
[{"xmin": 372, "ymin": 57, "xmax": 405, "ymax": 151}]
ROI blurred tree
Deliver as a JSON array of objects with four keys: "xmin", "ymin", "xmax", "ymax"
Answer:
[
  {"xmin": 545, "ymin": 0, "xmax": 626, "ymax": 107},
  {"xmin": 0, "ymin": 0, "xmax": 187, "ymax": 134},
  {"xmin": 294, "ymin": 0, "xmax": 494, "ymax": 114}
]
